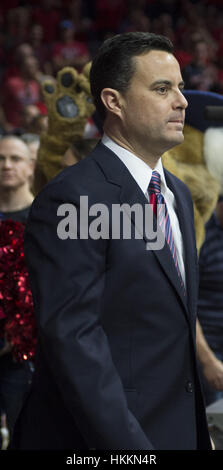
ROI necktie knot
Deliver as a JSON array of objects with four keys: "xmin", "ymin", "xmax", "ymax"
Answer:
[{"xmin": 148, "ymin": 171, "xmax": 161, "ymax": 194}]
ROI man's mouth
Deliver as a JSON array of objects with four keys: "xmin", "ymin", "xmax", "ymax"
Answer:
[
  {"xmin": 168, "ymin": 119, "xmax": 184, "ymax": 124},
  {"xmin": 1, "ymin": 172, "xmax": 15, "ymax": 178}
]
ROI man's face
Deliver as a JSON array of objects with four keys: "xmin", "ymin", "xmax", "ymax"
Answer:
[
  {"xmin": 0, "ymin": 139, "xmax": 33, "ymax": 190},
  {"xmin": 119, "ymin": 50, "xmax": 188, "ymax": 158}
]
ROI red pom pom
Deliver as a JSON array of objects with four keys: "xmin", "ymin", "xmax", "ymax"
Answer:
[{"xmin": 0, "ymin": 220, "xmax": 36, "ymax": 362}]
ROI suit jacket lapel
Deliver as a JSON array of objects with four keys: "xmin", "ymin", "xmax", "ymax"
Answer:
[
  {"xmin": 119, "ymin": 169, "xmax": 189, "ymax": 316},
  {"xmin": 164, "ymin": 170, "xmax": 197, "ymax": 317},
  {"xmin": 93, "ymin": 143, "xmax": 191, "ymax": 318}
]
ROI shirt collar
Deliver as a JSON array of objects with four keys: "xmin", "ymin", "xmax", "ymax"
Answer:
[{"xmin": 102, "ymin": 133, "xmax": 168, "ymax": 195}]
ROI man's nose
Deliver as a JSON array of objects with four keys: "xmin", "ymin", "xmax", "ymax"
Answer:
[
  {"xmin": 2, "ymin": 158, "xmax": 13, "ymax": 168},
  {"xmin": 173, "ymin": 90, "xmax": 188, "ymax": 109}
]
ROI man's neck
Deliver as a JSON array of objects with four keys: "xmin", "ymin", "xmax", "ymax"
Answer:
[
  {"xmin": 0, "ymin": 186, "xmax": 34, "ymax": 212},
  {"xmin": 104, "ymin": 127, "xmax": 161, "ymax": 170}
]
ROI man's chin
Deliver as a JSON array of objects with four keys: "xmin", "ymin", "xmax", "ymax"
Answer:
[
  {"xmin": 171, "ymin": 131, "xmax": 184, "ymax": 146},
  {"xmin": 0, "ymin": 182, "xmax": 17, "ymax": 189},
  {"xmin": 160, "ymin": 134, "xmax": 184, "ymax": 155}
]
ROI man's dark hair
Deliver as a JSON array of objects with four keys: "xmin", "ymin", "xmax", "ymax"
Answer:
[{"xmin": 90, "ymin": 32, "xmax": 174, "ymax": 121}]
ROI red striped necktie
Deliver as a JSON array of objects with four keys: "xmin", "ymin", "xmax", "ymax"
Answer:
[{"xmin": 148, "ymin": 171, "xmax": 185, "ymax": 295}]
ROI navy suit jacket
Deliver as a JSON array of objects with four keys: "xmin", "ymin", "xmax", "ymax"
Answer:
[{"xmin": 13, "ymin": 142, "xmax": 211, "ymax": 450}]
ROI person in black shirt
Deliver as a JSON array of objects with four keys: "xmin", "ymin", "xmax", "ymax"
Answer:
[
  {"xmin": 0, "ymin": 136, "xmax": 34, "ymax": 444},
  {"xmin": 197, "ymin": 196, "xmax": 223, "ymax": 406}
]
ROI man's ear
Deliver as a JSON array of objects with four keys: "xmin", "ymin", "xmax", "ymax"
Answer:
[{"xmin": 100, "ymin": 88, "xmax": 122, "ymax": 118}]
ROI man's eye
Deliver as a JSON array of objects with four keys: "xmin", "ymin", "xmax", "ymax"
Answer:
[
  {"xmin": 12, "ymin": 156, "xmax": 21, "ymax": 162},
  {"xmin": 157, "ymin": 87, "xmax": 168, "ymax": 94}
]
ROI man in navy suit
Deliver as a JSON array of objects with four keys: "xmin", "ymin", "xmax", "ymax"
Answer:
[{"xmin": 13, "ymin": 32, "xmax": 211, "ymax": 449}]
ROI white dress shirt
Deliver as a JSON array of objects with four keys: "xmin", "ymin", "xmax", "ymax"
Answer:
[{"xmin": 102, "ymin": 134, "xmax": 186, "ymax": 287}]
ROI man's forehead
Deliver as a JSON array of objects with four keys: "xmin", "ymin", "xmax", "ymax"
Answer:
[
  {"xmin": 134, "ymin": 50, "xmax": 181, "ymax": 77},
  {"xmin": 0, "ymin": 138, "xmax": 30, "ymax": 157},
  {"xmin": 136, "ymin": 49, "xmax": 177, "ymax": 64}
]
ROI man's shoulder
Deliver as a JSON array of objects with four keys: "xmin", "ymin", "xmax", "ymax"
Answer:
[
  {"xmin": 33, "ymin": 146, "xmax": 108, "ymax": 205},
  {"xmin": 51, "ymin": 153, "xmax": 99, "ymax": 185}
]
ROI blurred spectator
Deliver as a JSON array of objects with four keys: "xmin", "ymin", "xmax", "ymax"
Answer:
[
  {"xmin": 182, "ymin": 39, "xmax": 221, "ymax": 92},
  {"xmin": 66, "ymin": 0, "xmax": 91, "ymax": 41},
  {"xmin": 28, "ymin": 24, "xmax": 53, "ymax": 76},
  {"xmin": 31, "ymin": 0, "xmax": 61, "ymax": 43},
  {"xmin": 94, "ymin": 0, "xmax": 127, "ymax": 39},
  {"xmin": 4, "ymin": 7, "xmax": 30, "ymax": 50},
  {"xmin": 197, "ymin": 196, "xmax": 223, "ymax": 406},
  {"xmin": 0, "ymin": 136, "xmax": 34, "ymax": 213},
  {"xmin": 174, "ymin": 31, "xmax": 194, "ymax": 69},
  {"xmin": 20, "ymin": 105, "xmax": 41, "ymax": 134},
  {"xmin": 1, "ymin": 56, "xmax": 42, "ymax": 131},
  {"xmin": 52, "ymin": 19, "xmax": 90, "ymax": 73},
  {"xmin": 175, "ymin": 2, "xmax": 218, "ymax": 61},
  {"xmin": 3, "ymin": 43, "xmax": 34, "ymax": 83},
  {"xmin": 151, "ymin": 12, "xmax": 174, "ymax": 35},
  {"xmin": 0, "ymin": 136, "xmax": 35, "ymax": 440},
  {"xmin": 0, "ymin": 0, "xmax": 221, "ymax": 95},
  {"xmin": 30, "ymin": 114, "xmax": 48, "ymax": 135},
  {"xmin": 119, "ymin": 7, "xmax": 151, "ymax": 33}
]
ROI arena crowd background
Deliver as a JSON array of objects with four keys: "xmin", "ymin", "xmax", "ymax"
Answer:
[{"xmin": 0, "ymin": 0, "xmax": 223, "ymax": 135}]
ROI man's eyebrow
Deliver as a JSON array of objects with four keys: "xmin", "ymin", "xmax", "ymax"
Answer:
[{"xmin": 150, "ymin": 79, "xmax": 185, "ymax": 88}]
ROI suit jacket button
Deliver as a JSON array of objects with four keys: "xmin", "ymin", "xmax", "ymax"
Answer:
[{"xmin": 185, "ymin": 381, "xmax": 193, "ymax": 393}]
